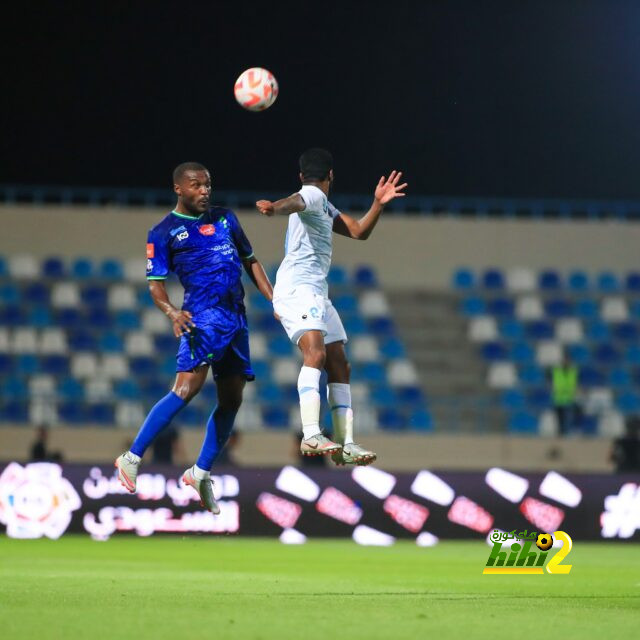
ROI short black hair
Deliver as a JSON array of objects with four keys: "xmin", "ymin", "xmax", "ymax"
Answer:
[
  {"xmin": 299, "ymin": 148, "xmax": 333, "ymax": 181},
  {"xmin": 173, "ymin": 162, "xmax": 209, "ymax": 184}
]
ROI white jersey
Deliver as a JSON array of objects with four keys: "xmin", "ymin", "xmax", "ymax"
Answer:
[{"xmin": 273, "ymin": 184, "xmax": 340, "ymax": 298}]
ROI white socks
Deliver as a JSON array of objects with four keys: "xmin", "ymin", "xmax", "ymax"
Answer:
[
  {"xmin": 192, "ymin": 464, "xmax": 210, "ymax": 480},
  {"xmin": 298, "ymin": 366, "xmax": 322, "ymax": 440},
  {"xmin": 126, "ymin": 451, "xmax": 141, "ymax": 464},
  {"xmin": 328, "ymin": 383, "xmax": 354, "ymax": 445}
]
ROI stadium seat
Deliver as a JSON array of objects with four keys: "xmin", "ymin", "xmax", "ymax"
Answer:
[
  {"xmin": 9, "ymin": 255, "xmax": 39, "ymax": 279},
  {"xmin": 616, "ymin": 390, "xmax": 640, "ymax": 414},
  {"xmin": 515, "ymin": 295, "xmax": 543, "ymax": 320},
  {"xmin": 625, "ymin": 271, "xmax": 640, "ymax": 293},
  {"xmin": 0, "ymin": 282, "xmax": 20, "ymax": 304},
  {"xmin": 114, "ymin": 379, "xmax": 141, "ymax": 400},
  {"xmin": 555, "ymin": 318, "xmax": 583, "ymax": 343},
  {"xmin": 609, "ymin": 367, "xmax": 631, "ymax": 388},
  {"xmin": 527, "ymin": 387, "xmax": 552, "ymax": 410},
  {"xmin": 99, "ymin": 258, "xmax": 125, "ymax": 280},
  {"xmin": 101, "ymin": 354, "xmax": 129, "ymax": 379},
  {"xmin": 387, "ymin": 360, "xmax": 419, "ymax": 385},
  {"xmin": 378, "ymin": 407, "xmax": 406, "ymax": 430},
  {"xmin": 0, "ymin": 305, "xmax": 25, "ymax": 327},
  {"xmin": 506, "ymin": 267, "xmax": 536, "ymax": 293},
  {"xmin": 482, "ymin": 269, "xmax": 505, "ymax": 290},
  {"xmin": 613, "ymin": 322, "xmax": 638, "ymax": 341},
  {"xmin": 468, "ymin": 316, "xmax": 498, "ymax": 342},
  {"xmin": 407, "ymin": 408, "xmax": 432, "ymax": 430},
  {"xmin": 601, "ymin": 297, "xmax": 629, "ymax": 322},
  {"xmin": 593, "ymin": 343, "xmax": 620, "ymax": 365},
  {"xmin": 367, "ymin": 317, "xmax": 395, "ymax": 335},
  {"xmin": 129, "ymin": 356, "xmax": 156, "ymax": 378},
  {"xmin": 487, "ymin": 297, "xmax": 514, "ymax": 318},
  {"xmin": 125, "ymin": 332, "xmax": 154, "ymax": 356},
  {"xmin": 41, "ymin": 355, "xmax": 69, "ymax": 376},
  {"xmin": 567, "ymin": 270, "xmax": 589, "ymax": 293},
  {"xmin": 350, "ymin": 336, "xmax": 381, "ymax": 362},
  {"xmin": 58, "ymin": 402, "xmax": 87, "ymax": 424},
  {"xmin": 353, "ymin": 265, "xmax": 378, "ymax": 287},
  {"xmin": 544, "ymin": 298, "xmax": 573, "ymax": 317},
  {"xmin": 87, "ymin": 403, "xmax": 115, "ymax": 424},
  {"xmin": 82, "ymin": 284, "xmax": 108, "ymax": 308},
  {"xmin": 501, "ymin": 389, "xmax": 525, "ymax": 411},
  {"xmin": 69, "ymin": 330, "xmax": 97, "ymax": 351},
  {"xmin": 379, "ymin": 337, "xmax": 406, "ymax": 359},
  {"xmin": 526, "ymin": 320, "xmax": 554, "ymax": 340},
  {"xmin": 536, "ymin": 340, "xmax": 562, "ymax": 367},
  {"xmin": 498, "ymin": 318, "xmax": 523, "ymax": 341},
  {"xmin": 108, "ymin": 284, "xmax": 137, "ymax": 310},
  {"xmin": 511, "ymin": 341, "xmax": 534, "ymax": 364},
  {"xmin": 369, "ymin": 385, "xmax": 396, "ymax": 407},
  {"xmin": 42, "ymin": 257, "xmax": 65, "ymax": 279},
  {"xmin": 0, "ymin": 354, "xmax": 13, "ymax": 375},
  {"xmin": 114, "ymin": 310, "xmax": 141, "ymax": 330},
  {"xmin": 487, "ymin": 362, "xmax": 517, "ymax": 389},
  {"xmin": 359, "ymin": 291, "xmax": 390, "ymax": 317},
  {"xmin": 519, "ymin": 364, "xmax": 545, "ymax": 386},
  {"xmin": 124, "ymin": 258, "xmax": 148, "ymax": 283},
  {"xmin": 579, "ymin": 366, "xmax": 606, "ymax": 387},
  {"xmin": 332, "ymin": 293, "xmax": 358, "ymax": 315},
  {"xmin": 452, "ymin": 267, "xmax": 475, "ymax": 291},
  {"xmin": 481, "ymin": 341, "xmax": 509, "ymax": 362},
  {"xmin": 51, "ymin": 282, "xmax": 80, "ymax": 308},
  {"xmin": 508, "ymin": 411, "xmax": 538, "ymax": 434},
  {"xmin": 13, "ymin": 328, "xmax": 38, "ymax": 353},
  {"xmin": 0, "ymin": 328, "xmax": 9, "ymax": 353},
  {"xmin": 538, "ymin": 270, "xmax": 562, "ymax": 291},
  {"xmin": 24, "ymin": 282, "xmax": 49, "ymax": 305},
  {"xmin": 85, "ymin": 379, "xmax": 112, "ymax": 402},
  {"xmin": 327, "ymin": 265, "xmax": 347, "ymax": 286},
  {"xmin": 1, "ymin": 401, "xmax": 28, "ymax": 422},
  {"xmin": 586, "ymin": 320, "xmax": 610, "ymax": 341},
  {"xmin": 16, "ymin": 354, "xmax": 39, "ymax": 375},
  {"xmin": 597, "ymin": 272, "xmax": 620, "ymax": 293},
  {"xmin": 262, "ymin": 405, "xmax": 289, "ymax": 429},
  {"xmin": 575, "ymin": 298, "xmax": 598, "ymax": 319},
  {"xmin": 29, "ymin": 374, "xmax": 55, "ymax": 398},
  {"xmin": 57, "ymin": 376, "xmax": 85, "ymax": 400},
  {"xmin": 29, "ymin": 306, "xmax": 53, "ymax": 329},
  {"xmin": 71, "ymin": 257, "xmax": 94, "ymax": 279},
  {"xmin": 460, "ymin": 296, "xmax": 486, "ymax": 316}
]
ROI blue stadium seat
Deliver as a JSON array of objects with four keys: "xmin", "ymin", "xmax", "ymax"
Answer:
[
  {"xmin": 251, "ymin": 360, "xmax": 270, "ymax": 379},
  {"xmin": 499, "ymin": 319, "xmax": 524, "ymax": 341},
  {"xmin": 613, "ymin": 322, "xmax": 639, "ymax": 342},
  {"xmin": 99, "ymin": 331, "xmax": 124, "ymax": 352},
  {"xmin": 482, "ymin": 269, "xmax": 505, "ymax": 290},
  {"xmin": 538, "ymin": 270, "xmax": 562, "ymax": 291},
  {"xmin": 100, "ymin": 258, "xmax": 124, "ymax": 280},
  {"xmin": 58, "ymin": 402, "xmax": 87, "ymax": 424},
  {"xmin": 379, "ymin": 337, "xmax": 406, "ymax": 359},
  {"xmin": 609, "ymin": 367, "xmax": 631, "ymax": 388},
  {"xmin": 42, "ymin": 257, "xmax": 65, "ymax": 279},
  {"xmin": 396, "ymin": 385, "xmax": 424, "ymax": 405},
  {"xmin": 41, "ymin": 355, "xmax": 69, "ymax": 375},
  {"xmin": 137, "ymin": 287, "xmax": 155, "ymax": 308},
  {"xmin": 281, "ymin": 384, "xmax": 299, "ymax": 403},
  {"xmin": 567, "ymin": 343, "xmax": 589, "ymax": 365},
  {"xmin": 179, "ymin": 404, "xmax": 207, "ymax": 427},
  {"xmin": 1, "ymin": 401, "xmax": 28, "ymax": 422},
  {"xmin": 57, "ymin": 377, "xmax": 85, "ymax": 400},
  {"xmin": 353, "ymin": 265, "xmax": 378, "ymax": 287},
  {"xmin": 0, "ymin": 283, "xmax": 20, "ymax": 304},
  {"xmin": 625, "ymin": 272, "xmax": 640, "ymax": 293},
  {"xmin": 0, "ymin": 354, "xmax": 13, "ymax": 375},
  {"xmin": 593, "ymin": 343, "xmax": 620, "ymax": 365},
  {"xmin": 511, "ymin": 341, "xmax": 534, "ymax": 364},
  {"xmin": 369, "ymin": 385, "xmax": 396, "ymax": 407},
  {"xmin": 87, "ymin": 403, "xmax": 114, "ymax": 424},
  {"xmin": 408, "ymin": 409, "xmax": 433, "ymax": 431},
  {"xmin": 332, "ymin": 293, "xmax": 358, "ymax": 314},
  {"xmin": 16, "ymin": 354, "xmax": 39, "ymax": 375},
  {"xmin": 68, "ymin": 330, "xmax": 97, "ymax": 351},
  {"xmin": 452, "ymin": 268, "xmax": 475, "ymax": 291},
  {"xmin": 527, "ymin": 387, "xmax": 552, "ymax": 410},
  {"xmin": 586, "ymin": 320, "xmax": 610, "ymax": 341},
  {"xmin": 597, "ymin": 272, "xmax": 620, "ymax": 293},
  {"xmin": 130, "ymin": 356, "xmax": 156, "ymax": 378},
  {"xmin": 29, "ymin": 306, "xmax": 52, "ymax": 328},
  {"xmin": 544, "ymin": 298, "xmax": 573, "ymax": 318},
  {"xmin": 87, "ymin": 308, "xmax": 113, "ymax": 330},
  {"xmin": 24, "ymin": 282, "xmax": 49, "ymax": 305},
  {"xmin": 154, "ymin": 334, "xmax": 176, "ymax": 354},
  {"xmin": 519, "ymin": 364, "xmax": 545, "ymax": 386},
  {"xmin": 577, "ymin": 414, "xmax": 598, "ymax": 436},
  {"xmin": 354, "ymin": 362, "xmax": 386, "ymax": 384},
  {"xmin": 501, "ymin": 389, "xmax": 525, "ymax": 411},
  {"xmin": 142, "ymin": 378, "xmax": 167, "ymax": 401},
  {"xmin": 460, "ymin": 296, "xmax": 486, "ymax": 317},
  {"xmin": 629, "ymin": 300, "xmax": 640, "ymax": 320},
  {"xmin": 487, "ymin": 297, "xmax": 514, "ymax": 317},
  {"xmin": 1, "ymin": 378, "xmax": 28, "ymax": 400},
  {"xmin": 56, "ymin": 308, "xmax": 84, "ymax": 329},
  {"xmin": 262, "ymin": 405, "xmax": 289, "ymax": 429},
  {"xmin": 508, "ymin": 411, "xmax": 538, "ymax": 434},
  {"xmin": 327, "ymin": 265, "xmax": 347, "ymax": 286},
  {"xmin": 578, "ymin": 366, "xmax": 606, "ymax": 387},
  {"xmin": 257, "ymin": 383, "xmax": 284, "ymax": 404},
  {"xmin": 0, "ymin": 256, "xmax": 7, "ymax": 278},
  {"xmin": 71, "ymin": 258, "xmax": 94, "ymax": 279},
  {"xmin": 114, "ymin": 379, "xmax": 141, "ymax": 400},
  {"xmin": 617, "ymin": 391, "xmax": 640, "ymax": 414},
  {"xmin": 0, "ymin": 305, "xmax": 25, "ymax": 327},
  {"xmin": 343, "ymin": 316, "xmax": 367, "ymax": 334},
  {"xmin": 114, "ymin": 310, "xmax": 140, "ymax": 330},
  {"xmin": 82, "ymin": 284, "xmax": 108, "ymax": 308},
  {"xmin": 256, "ymin": 312, "xmax": 281, "ymax": 333},
  {"xmin": 268, "ymin": 334, "xmax": 293, "ymax": 356},
  {"xmin": 250, "ymin": 291, "xmax": 273, "ymax": 312},
  {"xmin": 575, "ymin": 299, "xmax": 598, "ymax": 319},
  {"xmin": 567, "ymin": 271, "xmax": 589, "ymax": 293},
  {"xmin": 160, "ymin": 355, "xmax": 178, "ymax": 377},
  {"xmin": 367, "ymin": 317, "xmax": 395, "ymax": 336},
  {"xmin": 378, "ymin": 408, "xmax": 406, "ymax": 430},
  {"xmin": 481, "ymin": 342, "xmax": 509, "ymax": 362},
  {"xmin": 526, "ymin": 320, "xmax": 553, "ymax": 340},
  {"xmin": 624, "ymin": 345, "xmax": 640, "ymax": 366}
]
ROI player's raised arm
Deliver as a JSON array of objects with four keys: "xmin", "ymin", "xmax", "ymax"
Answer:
[
  {"xmin": 256, "ymin": 193, "xmax": 306, "ymax": 217},
  {"xmin": 243, "ymin": 256, "xmax": 273, "ymax": 302},
  {"xmin": 148, "ymin": 280, "xmax": 195, "ymax": 337},
  {"xmin": 332, "ymin": 170, "xmax": 407, "ymax": 240}
]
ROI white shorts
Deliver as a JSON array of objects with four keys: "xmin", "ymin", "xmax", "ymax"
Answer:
[{"xmin": 273, "ymin": 286, "xmax": 348, "ymax": 345}]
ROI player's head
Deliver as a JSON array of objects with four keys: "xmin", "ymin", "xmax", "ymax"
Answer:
[
  {"xmin": 173, "ymin": 162, "xmax": 211, "ymax": 214},
  {"xmin": 299, "ymin": 148, "xmax": 333, "ymax": 186}
]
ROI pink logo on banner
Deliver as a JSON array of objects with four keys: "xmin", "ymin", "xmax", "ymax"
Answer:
[
  {"xmin": 316, "ymin": 487, "xmax": 362, "ymax": 525},
  {"xmin": 256, "ymin": 492, "xmax": 302, "ymax": 529},
  {"xmin": 384, "ymin": 495, "xmax": 429, "ymax": 533},
  {"xmin": 519, "ymin": 497, "xmax": 565, "ymax": 532},
  {"xmin": 447, "ymin": 496, "xmax": 494, "ymax": 533}
]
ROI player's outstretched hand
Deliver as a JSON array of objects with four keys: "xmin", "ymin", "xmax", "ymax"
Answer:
[
  {"xmin": 374, "ymin": 171, "xmax": 408, "ymax": 205},
  {"xmin": 169, "ymin": 309, "xmax": 196, "ymax": 337},
  {"xmin": 256, "ymin": 200, "xmax": 275, "ymax": 216}
]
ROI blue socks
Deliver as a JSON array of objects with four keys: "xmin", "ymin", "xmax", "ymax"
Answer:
[
  {"xmin": 196, "ymin": 406, "xmax": 238, "ymax": 471},
  {"xmin": 130, "ymin": 392, "xmax": 186, "ymax": 457}
]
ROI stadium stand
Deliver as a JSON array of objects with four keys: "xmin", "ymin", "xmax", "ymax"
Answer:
[{"xmin": 0, "ymin": 256, "xmax": 430, "ymax": 433}]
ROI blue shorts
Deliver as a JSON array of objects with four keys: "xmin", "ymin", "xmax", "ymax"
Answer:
[{"xmin": 176, "ymin": 308, "xmax": 254, "ymax": 380}]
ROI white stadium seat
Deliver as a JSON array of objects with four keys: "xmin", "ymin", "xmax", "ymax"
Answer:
[
  {"xmin": 108, "ymin": 284, "xmax": 137, "ymax": 310},
  {"xmin": 555, "ymin": 318, "xmax": 583, "ymax": 344},
  {"xmin": 235, "ymin": 403, "xmax": 262, "ymax": 431},
  {"xmin": 115, "ymin": 401, "xmax": 145, "ymax": 428},
  {"xmin": 100, "ymin": 354, "xmax": 129, "ymax": 379},
  {"xmin": 516, "ymin": 295, "xmax": 543, "ymax": 320},
  {"xmin": 12, "ymin": 328, "xmax": 38, "ymax": 353},
  {"xmin": 350, "ymin": 336, "xmax": 380, "ymax": 362},
  {"xmin": 39, "ymin": 328, "xmax": 68, "ymax": 354},
  {"xmin": 124, "ymin": 258, "xmax": 148, "ymax": 283},
  {"xmin": 601, "ymin": 297, "xmax": 629, "ymax": 322},
  {"xmin": 0, "ymin": 328, "xmax": 9, "ymax": 353},
  {"xmin": 387, "ymin": 359, "xmax": 419, "ymax": 386},
  {"xmin": 468, "ymin": 316, "xmax": 498, "ymax": 342},
  {"xmin": 248, "ymin": 333, "xmax": 268, "ymax": 359},
  {"xmin": 359, "ymin": 291, "xmax": 390, "ymax": 317},
  {"xmin": 29, "ymin": 374, "xmax": 56, "ymax": 398},
  {"xmin": 142, "ymin": 308, "xmax": 170, "ymax": 334},
  {"xmin": 9, "ymin": 254, "xmax": 39, "ymax": 279},
  {"xmin": 124, "ymin": 331, "xmax": 154, "ymax": 356},
  {"xmin": 51, "ymin": 282, "xmax": 80, "ymax": 307},
  {"xmin": 71, "ymin": 352, "xmax": 99, "ymax": 379},
  {"xmin": 85, "ymin": 378, "xmax": 113, "ymax": 402},
  {"xmin": 29, "ymin": 400, "xmax": 58, "ymax": 425},
  {"xmin": 506, "ymin": 267, "xmax": 536, "ymax": 293},
  {"xmin": 536, "ymin": 340, "xmax": 563, "ymax": 367},
  {"xmin": 272, "ymin": 358, "xmax": 299, "ymax": 384},
  {"xmin": 350, "ymin": 382, "xmax": 369, "ymax": 403},
  {"xmin": 487, "ymin": 362, "xmax": 517, "ymax": 389},
  {"xmin": 598, "ymin": 410, "xmax": 626, "ymax": 437}
]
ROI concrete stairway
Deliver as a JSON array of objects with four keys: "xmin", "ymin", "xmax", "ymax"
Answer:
[{"xmin": 387, "ymin": 290, "xmax": 507, "ymax": 433}]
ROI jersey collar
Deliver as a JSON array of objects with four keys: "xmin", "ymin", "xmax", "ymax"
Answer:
[{"xmin": 171, "ymin": 210, "xmax": 203, "ymax": 220}]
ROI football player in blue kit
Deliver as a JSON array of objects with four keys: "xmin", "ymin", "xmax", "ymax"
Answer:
[{"xmin": 116, "ymin": 162, "xmax": 272, "ymax": 513}]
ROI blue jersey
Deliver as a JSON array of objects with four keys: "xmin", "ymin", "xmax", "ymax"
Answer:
[{"xmin": 146, "ymin": 207, "xmax": 254, "ymax": 314}]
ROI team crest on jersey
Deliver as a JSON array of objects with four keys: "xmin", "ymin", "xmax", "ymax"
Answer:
[{"xmin": 199, "ymin": 224, "xmax": 216, "ymax": 236}]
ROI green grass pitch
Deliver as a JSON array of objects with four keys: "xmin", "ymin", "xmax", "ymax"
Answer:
[{"xmin": 1, "ymin": 537, "xmax": 638, "ymax": 640}]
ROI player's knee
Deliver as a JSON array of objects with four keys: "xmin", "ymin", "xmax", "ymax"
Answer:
[
  {"xmin": 303, "ymin": 345, "xmax": 326, "ymax": 369},
  {"xmin": 218, "ymin": 393, "xmax": 243, "ymax": 413},
  {"xmin": 172, "ymin": 381, "xmax": 201, "ymax": 402}
]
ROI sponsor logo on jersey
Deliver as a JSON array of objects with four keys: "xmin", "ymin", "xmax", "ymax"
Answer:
[
  {"xmin": 147, "ymin": 259, "xmax": 153, "ymax": 271},
  {"xmin": 146, "ymin": 243, "xmax": 155, "ymax": 258},
  {"xmin": 199, "ymin": 224, "xmax": 215, "ymax": 236},
  {"xmin": 176, "ymin": 231, "xmax": 189, "ymax": 241},
  {"xmin": 169, "ymin": 225, "xmax": 187, "ymax": 237}
]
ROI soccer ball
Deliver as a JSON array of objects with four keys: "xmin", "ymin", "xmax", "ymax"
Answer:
[
  {"xmin": 536, "ymin": 533, "xmax": 554, "ymax": 551},
  {"xmin": 234, "ymin": 67, "xmax": 279, "ymax": 112}
]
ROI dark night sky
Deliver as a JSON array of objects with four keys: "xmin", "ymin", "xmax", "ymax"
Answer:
[{"xmin": 4, "ymin": 1, "xmax": 640, "ymax": 199}]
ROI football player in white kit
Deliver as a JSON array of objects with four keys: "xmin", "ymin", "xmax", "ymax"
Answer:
[{"xmin": 256, "ymin": 149, "xmax": 407, "ymax": 465}]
